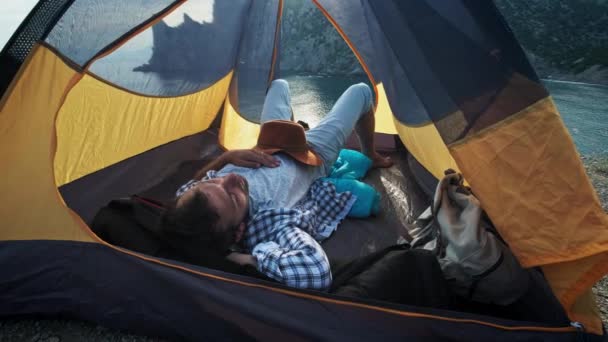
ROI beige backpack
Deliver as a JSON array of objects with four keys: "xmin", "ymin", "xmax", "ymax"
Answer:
[{"xmin": 409, "ymin": 170, "xmax": 529, "ymax": 305}]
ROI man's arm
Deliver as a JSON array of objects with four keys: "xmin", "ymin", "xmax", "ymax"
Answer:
[
  {"xmin": 193, "ymin": 149, "xmax": 280, "ymax": 179},
  {"xmin": 250, "ymin": 226, "xmax": 332, "ymax": 291},
  {"xmin": 226, "ymin": 252, "xmax": 258, "ymax": 268}
]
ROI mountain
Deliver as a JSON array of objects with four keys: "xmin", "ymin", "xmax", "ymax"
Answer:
[
  {"xmin": 495, "ymin": 0, "xmax": 608, "ymax": 85},
  {"xmin": 279, "ymin": 1, "xmax": 361, "ymax": 75},
  {"xmin": 280, "ymin": 0, "xmax": 608, "ymax": 84},
  {"xmin": 132, "ymin": 0, "xmax": 245, "ymax": 80},
  {"xmin": 136, "ymin": 0, "xmax": 607, "ymax": 85}
]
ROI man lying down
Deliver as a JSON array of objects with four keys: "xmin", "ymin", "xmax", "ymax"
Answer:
[{"xmin": 161, "ymin": 79, "xmax": 392, "ymax": 291}]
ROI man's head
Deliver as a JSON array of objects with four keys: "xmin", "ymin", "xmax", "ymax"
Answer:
[{"xmin": 161, "ymin": 173, "xmax": 250, "ymax": 256}]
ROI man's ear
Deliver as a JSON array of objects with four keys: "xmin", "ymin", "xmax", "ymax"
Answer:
[{"xmin": 234, "ymin": 222, "xmax": 246, "ymax": 243}]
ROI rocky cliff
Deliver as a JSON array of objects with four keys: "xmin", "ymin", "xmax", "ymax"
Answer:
[
  {"xmin": 495, "ymin": 0, "xmax": 608, "ymax": 85},
  {"xmin": 132, "ymin": 0, "xmax": 244, "ymax": 80},
  {"xmin": 281, "ymin": 0, "xmax": 608, "ymax": 84},
  {"xmin": 133, "ymin": 14, "xmax": 204, "ymax": 73},
  {"xmin": 137, "ymin": 0, "xmax": 608, "ymax": 85},
  {"xmin": 279, "ymin": 1, "xmax": 361, "ymax": 75}
]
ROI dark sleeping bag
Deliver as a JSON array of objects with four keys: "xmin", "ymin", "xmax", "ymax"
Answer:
[{"xmin": 330, "ymin": 244, "xmax": 452, "ymax": 309}]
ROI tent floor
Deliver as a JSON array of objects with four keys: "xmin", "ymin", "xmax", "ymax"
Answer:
[
  {"xmin": 61, "ymin": 129, "xmax": 432, "ymax": 263},
  {"xmin": 59, "ymin": 130, "xmax": 570, "ymax": 327},
  {"xmin": 130, "ymin": 130, "xmax": 431, "ymax": 266},
  {"xmin": 320, "ymin": 148, "xmax": 430, "ymax": 265}
]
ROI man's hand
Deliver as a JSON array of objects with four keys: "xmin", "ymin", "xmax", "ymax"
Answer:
[
  {"xmin": 193, "ymin": 149, "xmax": 280, "ymax": 179},
  {"xmin": 222, "ymin": 149, "xmax": 280, "ymax": 169},
  {"xmin": 226, "ymin": 252, "xmax": 258, "ymax": 267}
]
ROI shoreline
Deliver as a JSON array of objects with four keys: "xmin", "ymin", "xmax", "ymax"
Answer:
[{"xmin": 543, "ymin": 78, "xmax": 608, "ymax": 88}]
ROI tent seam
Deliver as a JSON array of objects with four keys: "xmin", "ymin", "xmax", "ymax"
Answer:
[{"xmin": 67, "ymin": 190, "xmax": 576, "ymax": 334}]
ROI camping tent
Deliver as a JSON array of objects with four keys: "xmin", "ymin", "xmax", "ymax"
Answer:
[{"xmin": 1, "ymin": 0, "xmax": 607, "ymax": 340}]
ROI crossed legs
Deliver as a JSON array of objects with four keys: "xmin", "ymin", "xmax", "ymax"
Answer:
[{"xmin": 262, "ymin": 79, "xmax": 392, "ymax": 175}]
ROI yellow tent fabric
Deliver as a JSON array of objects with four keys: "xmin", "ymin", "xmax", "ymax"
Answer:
[
  {"xmin": 449, "ymin": 97, "xmax": 608, "ymax": 266},
  {"xmin": 0, "ymin": 45, "xmax": 93, "ymax": 242},
  {"xmin": 369, "ymin": 84, "xmax": 396, "ymax": 135},
  {"xmin": 449, "ymin": 96, "xmax": 608, "ymax": 333},
  {"xmin": 380, "ymin": 83, "xmax": 461, "ymax": 179},
  {"xmin": 219, "ymin": 93, "xmax": 261, "ymax": 150},
  {"xmin": 54, "ymin": 71, "xmax": 233, "ymax": 186}
]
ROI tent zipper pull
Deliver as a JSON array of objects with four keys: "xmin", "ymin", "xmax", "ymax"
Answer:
[
  {"xmin": 570, "ymin": 322, "xmax": 587, "ymax": 342},
  {"xmin": 570, "ymin": 321, "xmax": 584, "ymax": 331}
]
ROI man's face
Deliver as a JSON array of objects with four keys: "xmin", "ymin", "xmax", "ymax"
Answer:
[{"xmin": 178, "ymin": 173, "xmax": 250, "ymax": 242}]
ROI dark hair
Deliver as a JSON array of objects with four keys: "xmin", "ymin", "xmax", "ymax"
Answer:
[{"xmin": 160, "ymin": 191, "xmax": 237, "ymax": 257}]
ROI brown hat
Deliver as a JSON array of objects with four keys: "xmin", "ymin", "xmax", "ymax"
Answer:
[{"xmin": 254, "ymin": 120, "xmax": 323, "ymax": 166}]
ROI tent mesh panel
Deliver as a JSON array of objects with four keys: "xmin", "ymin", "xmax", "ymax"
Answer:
[
  {"xmin": 87, "ymin": 0, "xmax": 250, "ymax": 97},
  {"xmin": 45, "ymin": 0, "xmax": 181, "ymax": 67},
  {"xmin": 0, "ymin": 0, "xmax": 74, "ymax": 100}
]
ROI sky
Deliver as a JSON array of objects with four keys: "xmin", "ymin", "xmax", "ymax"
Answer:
[
  {"xmin": 0, "ymin": 1, "xmax": 38, "ymax": 50},
  {"xmin": 164, "ymin": 0, "xmax": 214, "ymax": 27}
]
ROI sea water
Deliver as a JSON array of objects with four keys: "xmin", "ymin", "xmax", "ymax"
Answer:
[
  {"xmin": 87, "ymin": 59, "xmax": 607, "ymax": 157},
  {"xmin": 543, "ymin": 80, "xmax": 608, "ymax": 156},
  {"xmin": 284, "ymin": 74, "xmax": 607, "ymax": 157}
]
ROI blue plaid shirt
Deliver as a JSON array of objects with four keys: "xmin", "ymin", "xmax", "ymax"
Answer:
[{"xmin": 177, "ymin": 173, "xmax": 356, "ymax": 291}]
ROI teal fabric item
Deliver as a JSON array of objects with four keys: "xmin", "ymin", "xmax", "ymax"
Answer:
[
  {"xmin": 330, "ymin": 149, "xmax": 373, "ymax": 180},
  {"xmin": 323, "ymin": 149, "xmax": 381, "ymax": 218},
  {"xmin": 326, "ymin": 178, "xmax": 380, "ymax": 218}
]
